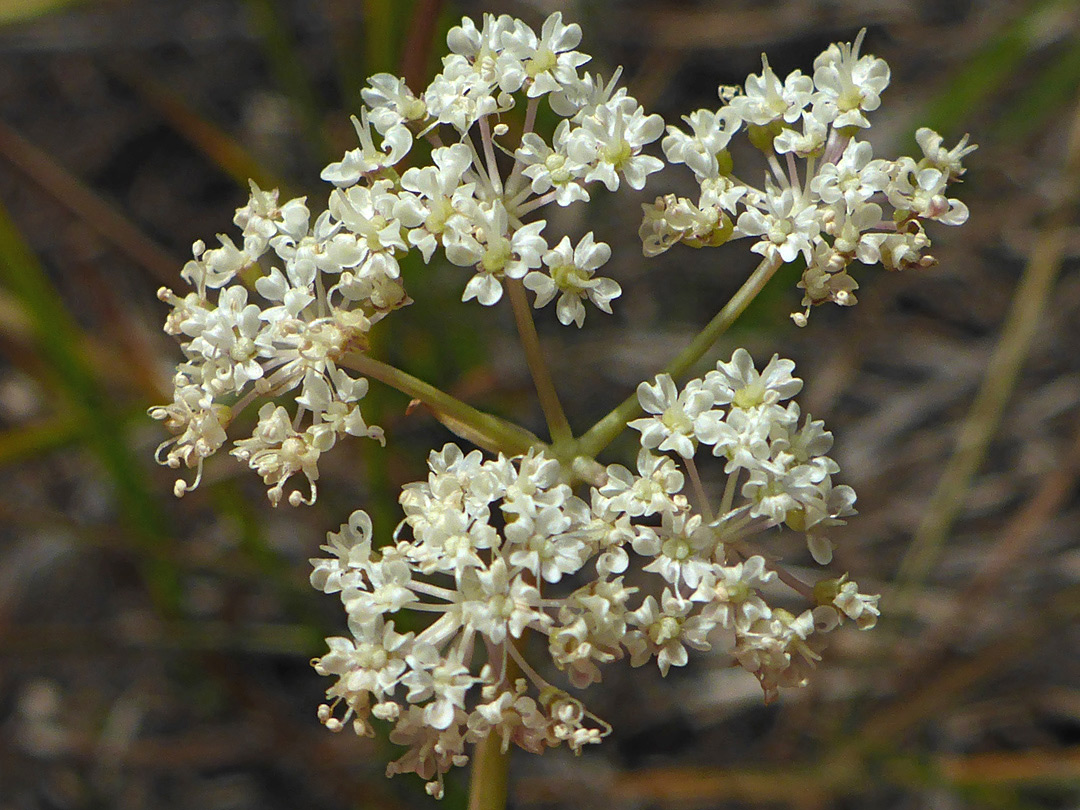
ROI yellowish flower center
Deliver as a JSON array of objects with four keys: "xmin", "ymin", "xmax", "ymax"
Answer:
[
  {"xmin": 651, "ymin": 615, "xmax": 682, "ymax": 645},
  {"xmin": 661, "ymin": 406, "xmax": 692, "ymax": 434},
  {"xmin": 425, "ymin": 198, "xmax": 454, "ymax": 234},
  {"xmin": 444, "ymin": 534, "xmax": 472, "ymax": 556},
  {"xmin": 551, "ymin": 262, "xmax": 590, "ymax": 293},
  {"xmin": 481, "ymin": 237, "xmax": 513, "ymax": 273},
  {"xmin": 365, "ymin": 214, "xmax": 390, "ymax": 250},
  {"xmin": 545, "ymin": 153, "xmax": 570, "ymax": 184},
  {"xmin": 526, "ymin": 47, "xmax": 558, "ymax": 78},
  {"xmin": 603, "ymin": 139, "xmax": 633, "ymax": 168},
  {"xmin": 358, "ymin": 644, "xmax": 388, "ymax": 670},
  {"xmin": 230, "ymin": 336, "xmax": 257, "ymax": 362},
  {"xmin": 661, "ymin": 536, "xmax": 692, "ymax": 561},
  {"xmin": 733, "ymin": 382, "xmax": 765, "ymax": 409},
  {"xmin": 404, "ymin": 98, "xmax": 427, "ymax": 121}
]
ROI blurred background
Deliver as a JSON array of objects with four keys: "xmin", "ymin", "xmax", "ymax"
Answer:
[{"xmin": 0, "ymin": 0, "xmax": 1078, "ymax": 808}]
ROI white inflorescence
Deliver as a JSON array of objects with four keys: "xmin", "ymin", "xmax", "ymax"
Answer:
[
  {"xmin": 309, "ymin": 349, "xmax": 877, "ymax": 797},
  {"xmin": 151, "ymin": 11, "xmax": 975, "ymax": 799},
  {"xmin": 642, "ymin": 30, "xmax": 976, "ymax": 323},
  {"xmin": 151, "ymin": 10, "xmax": 664, "ymax": 506}
]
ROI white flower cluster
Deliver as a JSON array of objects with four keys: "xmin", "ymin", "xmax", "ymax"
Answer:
[
  {"xmin": 310, "ymin": 350, "xmax": 877, "ymax": 796},
  {"xmin": 148, "ymin": 13, "xmax": 963, "ymax": 799},
  {"xmin": 151, "ymin": 11, "xmax": 665, "ymax": 503},
  {"xmin": 150, "ymin": 183, "xmax": 391, "ymax": 506},
  {"xmin": 641, "ymin": 31, "xmax": 976, "ymax": 323},
  {"xmin": 323, "ymin": 9, "xmax": 660, "ymax": 319}
]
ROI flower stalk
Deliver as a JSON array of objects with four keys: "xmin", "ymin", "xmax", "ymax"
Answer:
[
  {"xmin": 467, "ymin": 731, "xmax": 511, "ymax": 810},
  {"xmin": 340, "ymin": 351, "xmax": 541, "ymax": 455},
  {"xmin": 505, "ymin": 278, "xmax": 573, "ymax": 446},
  {"xmin": 576, "ymin": 255, "xmax": 782, "ymax": 459}
]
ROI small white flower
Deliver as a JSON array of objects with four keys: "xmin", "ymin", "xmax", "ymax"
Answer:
[
  {"xmin": 810, "ymin": 139, "xmax": 889, "ymax": 206},
  {"xmin": 181, "ymin": 234, "xmax": 251, "ymax": 293},
  {"xmin": 634, "ymin": 510, "xmax": 716, "ymax": 589},
  {"xmin": 149, "ymin": 383, "xmax": 229, "ymax": 496},
  {"xmin": 874, "ymin": 226, "xmax": 934, "ymax": 271},
  {"xmin": 424, "ymin": 70, "xmax": 503, "ymax": 134},
  {"xmin": 915, "ymin": 127, "xmax": 977, "ymax": 181},
  {"xmin": 328, "ymin": 180, "xmax": 408, "ymax": 283},
  {"xmin": 705, "ymin": 348, "xmax": 802, "ymax": 409},
  {"xmin": 736, "ymin": 185, "xmax": 820, "ymax": 264},
  {"xmin": 549, "ymin": 67, "xmax": 630, "ymax": 121},
  {"xmin": 569, "ymin": 98, "xmax": 665, "ymax": 191},
  {"xmin": 230, "ymin": 403, "xmax": 328, "ymax": 506},
  {"xmin": 233, "ymin": 182, "xmax": 310, "ymax": 256},
  {"xmin": 452, "ymin": 204, "xmax": 547, "ymax": 306},
  {"xmin": 385, "ymin": 705, "xmax": 468, "ymax": 798},
  {"xmin": 625, "ymin": 589, "xmax": 715, "ymax": 676},
  {"xmin": 628, "ymin": 374, "xmax": 715, "ymax": 459},
  {"xmin": 692, "ymin": 556, "xmax": 775, "ymax": 631},
  {"xmin": 516, "ymin": 122, "xmax": 590, "ymax": 206},
  {"xmin": 362, "ymin": 73, "xmax": 428, "ymax": 132},
  {"xmin": 313, "ymin": 616, "xmax": 412, "ymax": 704},
  {"xmin": 812, "ymin": 29, "xmax": 890, "ymax": 130},
  {"xmin": 773, "ymin": 112, "xmax": 828, "ymax": 157},
  {"xmin": 310, "ymin": 509, "xmax": 376, "ymax": 594},
  {"xmin": 831, "ymin": 577, "xmax": 881, "ymax": 629},
  {"xmin": 662, "ymin": 107, "xmax": 741, "ymax": 179},
  {"xmin": 396, "ymin": 144, "xmax": 478, "ymax": 261},
  {"xmin": 827, "ymin": 199, "xmax": 886, "ymax": 264},
  {"xmin": 600, "ymin": 449, "xmax": 685, "ymax": 518},
  {"xmin": 321, "ymin": 109, "xmax": 412, "ymax": 187},
  {"xmin": 734, "ymin": 608, "xmax": 821, "ymax": 703},
  {"xmin": 458, "ymin": 558, "xmax": 549, "ymax": 642},
  {"xmin": 445, "ymin": 12, "xmax": 520, "ymax": 97},
  {"xmin": 887, "ymin": 161, "xmax": 969, "ymax": 226},
  {"xmin": 729, "ymin": 55, "xmax": 813, "ymax": 127},
  {"xmin": 401, "ymin": 652, "xmax": 477, "ymax": 730},
  {"xmin": 523, "ymin": 232, "xmax": 620, "ymax": 327},
  {"xmin": 501, "ymin": 12, "xmax": 590, "ymax": 98}
]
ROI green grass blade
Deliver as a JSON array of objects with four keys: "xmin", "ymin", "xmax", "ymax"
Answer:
[
  {"xmin": 918, "ymin": 0, "xmax": 1074, "ymax": 137},
  {"xmin": 994, "ymin": 33, "xmax": 1080, "ymax": 142},
  {"xmin": 0, "ymin": 0, "xmax": 86, "ymax": 25},
  {"xmin": 363, "ymin": 0, "xmax": 398, "ymax": 76},
  {"xmin": 0, "ymin": 416, "xmax": 81, "ymax": 466},
  {"xmin": 243, "ymin": 0, "xmax": 333, "ymax": 165},
  {"xmin": 0, "ymin": 196, "xmax": 184, "ymax": 618},
  {"xmin": 109, "ymin": 60, "xmax": 287, "ymax": 195}
]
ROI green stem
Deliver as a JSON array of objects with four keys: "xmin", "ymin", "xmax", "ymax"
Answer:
[
  {"xmin": 467, "ymin": 729, "xmax": 511, "ymax": 810},
  {"xmin": 684, "ymin": 455, "xmax": 713, "ymax": 523},
  {"xmin": 505, "ymin": 278, "xmax": 573, "ymax": 446},
  {"xmin": 577, "ymin": 255, "xmax": 782, "ymax": 459},
  {"xmin": 467, "ymin": 633, "xmax": 525, "ymax": 810},
  {"xmin": 719, "ymin": 468, "xmax": 740, "ymax": 516},
  {"xmin": 339, "ymin": 351, "xmax": 541, "ymax": 455}
]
